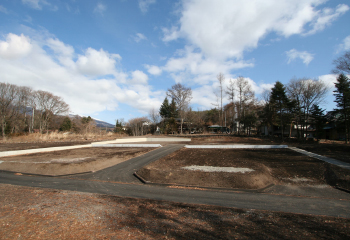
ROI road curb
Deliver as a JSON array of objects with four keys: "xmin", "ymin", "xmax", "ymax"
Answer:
[
  {"xmin": 185, "ymin": 145, "xmax": 288, "ymax": 149},
  {"xmin": 92, "ymin": 144, "xmax": 162, "ymax": 148},
  {"xmin": 133, "ymin": 171, "xmax": 275, "ymax": 193}
]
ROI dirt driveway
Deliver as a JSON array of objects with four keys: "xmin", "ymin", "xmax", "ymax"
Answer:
[
  {"xmin": 0, "ymin": 147, "xmax": 155, "ymax": 176},
  {"xmin": 137, "ymin": 148, "xmax": 350, "ymax": 191}
]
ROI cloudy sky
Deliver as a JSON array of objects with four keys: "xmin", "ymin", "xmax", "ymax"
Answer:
[{"xmin": 1, "ymin": 0, "xmax": 349, "ymax": 124}]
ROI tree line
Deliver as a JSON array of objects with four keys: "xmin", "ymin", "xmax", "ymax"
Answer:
[
  {"xmin": 0, "ymin": 82, "xmax": 69, "ymax": 138},
  {"xmin": 126, "ymin": 50, "xmax": 349, "ymax": 144}
]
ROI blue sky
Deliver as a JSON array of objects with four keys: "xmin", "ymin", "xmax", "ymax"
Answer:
[{"xmin": 1, "ymin": 0, "xmax": 350, "ymax": 124}]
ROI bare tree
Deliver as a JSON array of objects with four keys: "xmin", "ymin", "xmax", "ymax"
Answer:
[
  {"xmin": 166, "ymin": 83, "xmax": 192, "ymax": 134},
  {"xmin": 287, "ymin": 78, "xmax": 329, "ymax": 140},
  {"xmin": 226, "ymin": 78, "xmax": 236, "ymax": 131},
  {"xmin": 36, "ymin": 90, "xmax": 69, "ymax": 133},
  {"xmin": 127, "ymin": 117, "xmax": 149, "ymax": 136},
  {"xmin": 217, "ymin": 73, "xmax": 225, "ymax": 127},
  {"xmin": 0, "ymin": 83, "xmax": 18, "ymax": 138},
  {"xmin": 149, "ymin": 108, "xmax": 161, "ymax": 124},
  {"xmin": 333, "ymin": 51, "xmax": 350, "ymax": 74},
  {"xmin": 13, "ymin": 86, "xmax": 33, "ymax": 133},
  {"xmin": 235, "ymin": 76, "xmax": 254, "ymax": 134}
]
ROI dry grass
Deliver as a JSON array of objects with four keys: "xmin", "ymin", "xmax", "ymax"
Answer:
[{"xmin": 1, "ymin": 132, "xmax": 126, "ymax": 143}]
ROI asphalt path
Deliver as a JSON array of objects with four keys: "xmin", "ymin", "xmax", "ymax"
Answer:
[
  {"xmin": 69, "ymin": 144, "xmax": 185, "ymax": 183},
  {"xmin": 1, "ymin": 144, "xmax": 350, "ymax": 218}
]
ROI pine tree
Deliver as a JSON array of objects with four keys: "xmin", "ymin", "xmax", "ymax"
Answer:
[
  {"xmin": 334, "ymin": 73, "xmax": 350, "ymax": 143},
  {"xmin": 159, "ymin": 97, "xmax": 170, "ymax": 119},
  {"xmin": 59, "ymin": 117, "xmax": 72, "ymax": 132},
  {"xmin": 169, "ymin": 98, "xmax": 178, "ymax": 118},
  {"xmin": 270, "ymin": 81, "xmax": 290, "ymax": 141},
  {"xmin": 310, "ymin": 104, "xmax": 326, "ymax": 141}
]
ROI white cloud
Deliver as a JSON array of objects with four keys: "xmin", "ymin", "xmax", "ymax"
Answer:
[
  {"xmin": 0, "ymin": 33, "xmax": 162, "ymax": 117},
  {"xmin": 0, "ymin": 5, "xmax": 8, "ymax": 14},
  {"xmin": 139, "ymin": 0, "xmax": 156, "ymax": 13},
  {"xmin": 22, "ymin": 0, "xmax": 48, "ymax": 10},
  {"xmin": 337, "ymin": 35, "xmax": 350, "ymax": 52},
  {"xmin": 157, "ymin": 1, "xmax": 348, "ymax": 86},
  {"xmin": 94, "ymin": 3, "xmax": 106, "ymax": 15},
  {"xmin": 145, "ymin": 65, "xmax": 162, "ymax": 75},
  {"xmin": 134, "ymin": 33, "xmax": 147, "ymax": 43},
  {"xmin": 162, "ymin": 26, "xmax": 181, "ymax": 42},
  {"xmin": 162, "ymin": 46, "xmax": 253, "ymax": 85},
  {"xmin": 305, "ymin": 4, "xmax": 349, "ymax": 35},
  {"xmin": 286, "ymin": 49, "xmax": 314, "ymax": 65},
  {"xmin": 163, "ymin": 0, "xmax": 348, "ymax": 60},
  {"xmin": 0, "ymin": 33, "xmax": 32, "ymax": 60},
  {"xmin": 46, "ymin": 38, "xmax": 75, "ymax": 68},
  {"xmin": 131, "ymin": 70, "xmax": 148, "ymax": 84},
  {"xmin": 76, "ymin": 48, "xmax": 121, "ymax": 76}
]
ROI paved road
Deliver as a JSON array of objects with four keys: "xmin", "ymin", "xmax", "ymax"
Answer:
[
  {"xmin": 69, "ymin": 144, "xmax": 184, "ymax": 183},
  {"xmin": 1, "ymin": 144, "xmax": 350, "ymax": 218}
]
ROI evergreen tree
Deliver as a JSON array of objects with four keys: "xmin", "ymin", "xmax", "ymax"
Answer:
[
  {"xmin": 159, "ymin": 97, "xmax": 170, "ymax": 119},
  {"xmin": 334, "ymin": 73, "xmax": 350, "ymax": 143},
  {"xmin": 310, "ymin": 104, "xmax": 326, "ymax": 141},
  {"xmin": 59, "ymin": 117, "xmax": 72, "ymax": 132},
  {"xmin": 270, "ymin": 81, "xmax": 290, "ymax": 141},
  {"xmin": 114, "ymin": 119, "xmax": 123, "ymax": 133},
  {"xmin": 169, "ymin": 98, "xmax": 178, "ymax": 118}
]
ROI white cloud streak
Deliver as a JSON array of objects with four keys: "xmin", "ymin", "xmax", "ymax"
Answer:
[
  {"xmin": 22, "ymin": 0, "xmax": 48, "ymax": 10},
  {"xmin": 94, "ymin": 3, "xmax": 106, "ymax": 15},
  {"xmin": 286, "ymin": 49, "xmax": 314, "ymax": 65},
  {"xmin": 139, "ymin": 0, "xmax": 156, "ymax": 13},
  {"xmin": 134, "ymin": 33, "xmax": 147, "ymax": 43},
  {"xmin": 0, "ymin": 5, "xmax": 8, "ymax": 13},
  {"xmin": 338, "ymin": 35, "xmax": 350, "ymax": 52}
]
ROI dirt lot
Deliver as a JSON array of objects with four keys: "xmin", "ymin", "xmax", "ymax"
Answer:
[
  {"xmin": 0, "ymin": 147, "xmax": 155, "ymax": 176},
  {"xmin": 0, "ymin": 141, "xmax": 92, "ymax": 152},
  {"xmin": 1, "ymin": 136, "xmax": 350, "ymax": 239},
  {"xmin": 1, "ymin": 184, "xmax": 350, "ymax": 240},
  {"xmin": 137, "ymin": 148, "xmax": 350, "ymax": 190}
]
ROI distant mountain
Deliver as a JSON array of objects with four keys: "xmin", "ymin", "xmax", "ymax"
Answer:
[
  {"xmin": 92, "ymin": 118, "xmax": 115, "ymax": 128},
  {"xmin": 69, "ymin": 114, "xmax": 115, "ymax": 128},
  {"xmin": 23, "ymin": 108, "xmax": 115, "ymax": 129}
]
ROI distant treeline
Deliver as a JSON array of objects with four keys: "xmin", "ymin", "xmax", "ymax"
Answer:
[{"xmin": 0, "ymin": 82, "xmax": 70, "ymax": 138}]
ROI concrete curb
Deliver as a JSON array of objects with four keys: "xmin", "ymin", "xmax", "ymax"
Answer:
[
  {"xmin": 92, "ymin": 144, "xmax": 162, "ymax": 148},
  {"xmin": 185, "ymin": 145, "xmax": 288, "ymax": 149},
  {"xmin": 133, "ymin": 172, "xmax": 275, "ymax": 192},
  {"xmin": 91, "ymin": 137, "xmax": 191, "ymax": 145},
  {"xmin": 0, "ymin": 144, "xmax": 91, "ymax": 158},
  {"xmin": 289, "ymin": 147, "xmax": 350, "ymax": 170}
]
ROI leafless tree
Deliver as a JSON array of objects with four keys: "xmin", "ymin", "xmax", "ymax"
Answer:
[
  {"xmin": 36, "ymin": 90, "xmax": 69, "ymax": 133},
  {"xmin": 166, "ymin": 83, "xmax": 192, "ymax": 134},
  {"xmin": 287, "ymin": 78, "xmax": 329, "ymax": 140},
  {"xmin": 235, "ymin": 76, "xmax": 254, "ymax": 134},
  {"xmin": 12, "ymin": 86, "xmax": 33, "ymax": 133},
  {"xmin": 0, "ymin": 83, "xmax": 18, "ymax": 138},
  {"xmin": 225, "ymin": 78, "xmax": 236, "ymax": 131},
  {"xmin": 127, "ymin": 117, "xmax": 149, "ymax": 136},
  {"xmin": 217, "ymin": 73, "xmax": 225, "ymax": 127},
  {"xmin": 333, "ymin": 51, "xmax": 350, "ymax": 74},
  {"xmin": 149, "ymin": 108, "xmax": 161, "ymax": 124}
]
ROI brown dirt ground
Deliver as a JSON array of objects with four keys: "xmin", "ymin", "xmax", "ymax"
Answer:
[
  {"xmin": 1, "ymin": 184, "xmax": 350, "ymax": 240},
  {"xmin": 1, "ymin": 136, "xmax": 350, "ymax": 239},
  {"xmin": 137, "ymin": 148, "xmax": 350, "ymax": 190},
  {"xmin": 0, "ymin": 141, "xmax": 93, "ymax": 152},
  {"xmin": 0, "ymin": 147, "xmax": 155, "ymax": 176}
]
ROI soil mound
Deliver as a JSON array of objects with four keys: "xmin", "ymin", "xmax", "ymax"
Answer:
[{"xmin": 136, "ymin": 148, "xmax": 277, "ymax": 190}]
